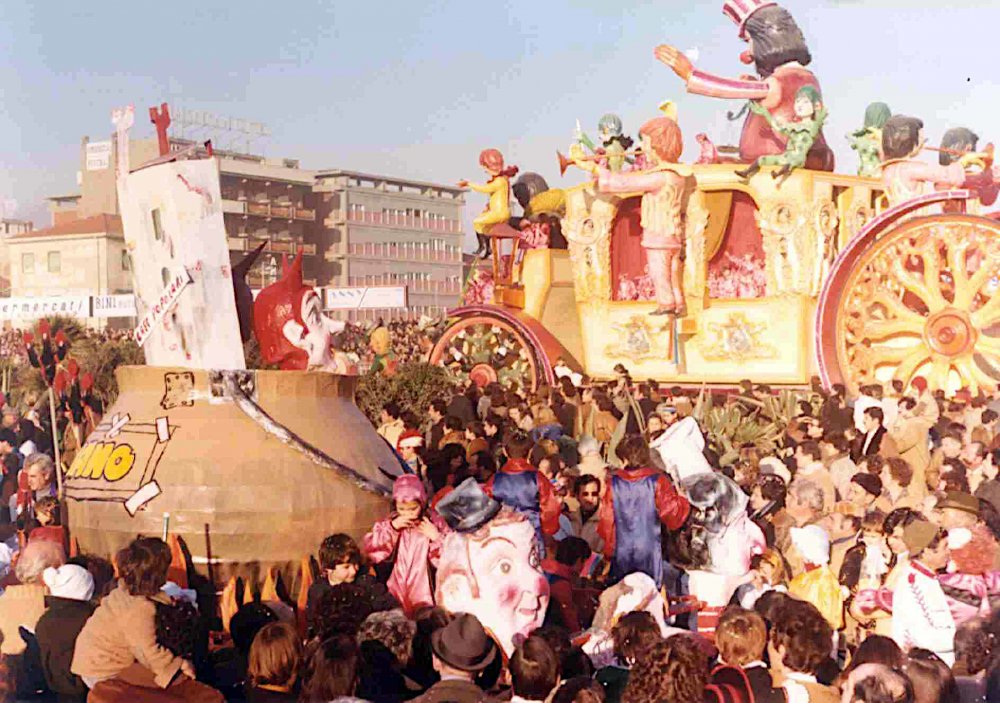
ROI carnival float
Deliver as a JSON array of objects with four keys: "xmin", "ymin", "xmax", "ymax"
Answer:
[
  {"xmin": 64, "ymin": 105, "xmax": 402, "ymax": 589},
  {"xmin": 434, "ymin": 0, "xmax": 1000, "ymax": 398}
]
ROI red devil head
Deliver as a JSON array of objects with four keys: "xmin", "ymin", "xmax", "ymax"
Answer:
[{"xmin": 252, "ymin": 252, "xmax": 345, "ymax": 370}]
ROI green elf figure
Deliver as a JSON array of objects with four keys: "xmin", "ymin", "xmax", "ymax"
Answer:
[
  {"xmin": 735, "ymin": 85, "xmax": 828, "ymax": 182},
  {"xmin": 848, "ymin": 102, "xmax": 892, "ymax": 178}
]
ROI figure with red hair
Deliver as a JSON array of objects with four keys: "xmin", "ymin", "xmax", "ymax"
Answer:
[
  {"xmin": 458, "ymin": 148, "xmax": 519, "ymax": 259},
  {"xmin": 575, "ymin": 110, "xmax": 691, "ymax": 315}
]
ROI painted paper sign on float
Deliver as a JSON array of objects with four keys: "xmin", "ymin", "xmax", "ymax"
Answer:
[{"xmin": 117, "ymin": 158, "xmax": 245, "ymax": 369}]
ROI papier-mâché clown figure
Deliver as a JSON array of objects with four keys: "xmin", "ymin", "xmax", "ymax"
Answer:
[
  {"xmin": 434, "ymin": 478, "xmax": 549, "ymax": 658},
  {"xmin": 655, "ymin": 0, "xmax": 834, "ymax": 171},
  {"xmin": 459, "ymin": 149, "xmax": 519, "ymax": 260},
  {"xmin": 252, "ymin": 252, "xmax": 356, "ymax": 374}
]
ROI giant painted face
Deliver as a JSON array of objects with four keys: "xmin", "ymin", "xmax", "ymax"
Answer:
[{"xmin": 435, "ymin": 509, "xmax": 549, "ymax": 657}]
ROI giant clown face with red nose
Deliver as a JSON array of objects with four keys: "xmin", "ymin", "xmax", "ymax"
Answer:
[{"xmin": 252, "ymin": 253, "xmax": 355, "ymax": 374}]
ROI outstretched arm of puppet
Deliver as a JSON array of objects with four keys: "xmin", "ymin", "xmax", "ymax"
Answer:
[
  {"xmin": 597, "ymin": 482, "xmax": 616, "ymax": 558},
  {"xmin": 748, "ymin": 100, "xmax": 780, "ymax": 131},
  {"xmin": 654, "ymin": 475, "xmax": 691, "ymax": 531},
  {"xmin": 596, "ymin": 167, "xmax": 665, "ymax": 195},
  {"xmin": 363, "ymin": 519, "xmax": 400, "ymax": 564},
  {"xmin": 466, "ymin": 179, "xmax": 504, "ymax": 195},
  {"xmin": 537, "ymin": 474, "xmax": 562, "ymax": 536},
  {"xmin": 654, "ymin": 44, "xmax": 769, "ymax": 100}
]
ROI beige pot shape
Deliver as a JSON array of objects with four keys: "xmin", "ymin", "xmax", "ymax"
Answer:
[{"xmin": 64, "ymin": 366, "xmax": 396, "ymax": 588}]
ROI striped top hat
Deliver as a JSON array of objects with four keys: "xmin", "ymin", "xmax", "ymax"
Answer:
[{"xmin": 722, "ymin": 0, "xmax": 777, "ymax": 38}]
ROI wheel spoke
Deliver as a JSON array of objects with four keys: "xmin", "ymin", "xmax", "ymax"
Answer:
[
  {"xmin": 972, "ymin": 293, "xmax": 1000, "ymax": 327},
  {"xmin": 955, "ymin": 356, "xmax": 999, "ymax": 394},
  {"xmin": 863, "ymin": 318, "xmax": 924, "ymax": 342},
  {"xmin": 929, "ymin": 358, "xmax": 952, "ymax": 390},
  {"xmin": 892, "ymin": 257, "xmax": 944, "ymax": 313},
  {"xmin": 954, "ymin": 257, "xmax": 998, "ymax": 309},
  {"xmin": 866, "ymin": 344, "xmax": 924, "ymax": 367},
  {"xmin": 978, "ymin": 336, "xmax": 1000, "ymax": 356},
  {"xmin": 868, "ymin": 292, "xmax": 925, "ymax": 326},
  {"xmin": 893, "ymin": 347, "xmax": 932, "ymax": 385},
  {"xmin": 945, "ymin": 234, "xmax": 977, "ymax": 290}
]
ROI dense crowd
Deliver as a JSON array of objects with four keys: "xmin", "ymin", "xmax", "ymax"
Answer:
[
  {"xmin": 0, "ymin": 366, "xmax": 997, "ymax": 703},
  {"xmin": 335, "ymin": 319, "xmax": 444, "ymax": 371}
]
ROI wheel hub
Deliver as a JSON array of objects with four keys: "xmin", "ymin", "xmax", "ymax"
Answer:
[
  {"xmin": 468, "ymin": 363, "xmax": 498, "ymax": 388},
  {"xmin": 924, "ymin": 308, "xmax": 977, "ymax": 357}
]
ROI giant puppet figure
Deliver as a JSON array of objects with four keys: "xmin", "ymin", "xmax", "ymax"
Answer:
[
  {"xmin": 434, "ymin": 478, "xmax": 549, "ymax": 657},
  {"xmin": 574, "ymin": 108, "xmax": 691, "ymax": 316},
  {"xmin": 252, "ymin": 253, "xmax": 356, "ymax": 374},
  {"xmin": 655, "ymin": 0, "xmax": 834, "ymax": 172}
]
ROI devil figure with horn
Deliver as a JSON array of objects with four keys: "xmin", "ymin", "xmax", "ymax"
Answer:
[{"xmin": 252, "ymin": 252, "xmax": 357, "ymax": 374}]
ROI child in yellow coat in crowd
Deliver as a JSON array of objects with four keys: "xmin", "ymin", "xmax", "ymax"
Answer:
[{"xmin": 788, "ymin": 524, "xmax": 845, "ymax": 634}]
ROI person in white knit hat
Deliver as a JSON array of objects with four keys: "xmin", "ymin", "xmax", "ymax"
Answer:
[{"xmin": 36, "ymin": 564, "xmax": 97, "ymax": 700}]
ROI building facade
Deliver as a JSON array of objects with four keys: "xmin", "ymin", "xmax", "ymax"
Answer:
[
  {"xmin": 59, "ymin": 134, "xmax": 466, "ymax": 320},
  {"xmin": 5, "ymin": 214, "xmax": 131, "ymax": 326}
]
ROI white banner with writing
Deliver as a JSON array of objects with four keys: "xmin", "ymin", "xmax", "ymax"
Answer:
[{"xmin": 323, "ymin": 286, "xmax": 408, "ymax": 310}]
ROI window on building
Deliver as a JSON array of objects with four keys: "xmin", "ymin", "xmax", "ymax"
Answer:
[
  {"xmin": 121, "ymin": 250, "xmax": 132, "ymax": 271},
  {"xmin": 21, "ymin": 253, "xmax": 34, "ymax": 274},
  {"xmin": 47, "ymin": 251, "xmax": 61, "ymax": 273},
  {"xmin": 151, "ymin": 208, "xmax": 164, "ymax": 241}
]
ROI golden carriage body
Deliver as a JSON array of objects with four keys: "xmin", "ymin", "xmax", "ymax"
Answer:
[{"xmin": 432, "ymin": 165, "xmax": 1000, "ymax": 395}]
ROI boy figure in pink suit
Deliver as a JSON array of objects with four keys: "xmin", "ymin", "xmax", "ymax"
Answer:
[
  {"xmin": 582, "ymin": 111, "xmax": 691, "ymax": 316},
  {"xmin": 880, "ymin": 115, "xmax": 971, "ymax": 207},
  {"xmin": 363, "ymin": 474, "xmax": 448, "ymax": 617}
]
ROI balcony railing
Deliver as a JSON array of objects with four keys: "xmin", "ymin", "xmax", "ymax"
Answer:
[
  {"xmin": 343, "ymin": 209, "xmax": 461, "ymax": 233},
  {"xmin": 224, "ymin": 199, "xmax": 317, "ymax": 221},
  {"xmin": 228, "ymin": 237, "xmax": 317, "ymax": 255},
  {"xmin": 345, "ymin": 242, "xmax": 461, "ymax": 263},
  {"xmin": 347, "ymin": 277, "xmax": 461, "ymax": 295}
]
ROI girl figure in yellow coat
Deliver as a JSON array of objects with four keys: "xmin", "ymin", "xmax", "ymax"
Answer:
[{"xmin": 459, "ymin": 149, "xmax": 519, "ymax": 259}]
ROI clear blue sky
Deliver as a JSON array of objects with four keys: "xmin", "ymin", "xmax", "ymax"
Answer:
[{"xmin": 1, "ymin": 1, "xmax": 997, "ymax": 248}]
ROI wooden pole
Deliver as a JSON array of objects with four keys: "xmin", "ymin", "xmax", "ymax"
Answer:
[{"xmin": 48, "ymin": 387, "xmax": 64, "ymax": 499}]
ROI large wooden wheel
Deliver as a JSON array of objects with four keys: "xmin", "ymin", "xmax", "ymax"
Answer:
[
  {"xmin": 819, "ymin": 214, "xmax": 1000, "ymax": 395},
  {"xmin": 430, "ymin": 310, "xmax": 544, "ymax": 391}
]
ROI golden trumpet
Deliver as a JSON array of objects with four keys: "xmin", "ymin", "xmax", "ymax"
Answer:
[{"xmin": 557, "ymin": 148, "xmax": 645, "ymax": 176}]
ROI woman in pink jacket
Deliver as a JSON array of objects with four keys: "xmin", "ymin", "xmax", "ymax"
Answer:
[{"xmin": 363, "ymin": 475, "xmax": 448, "ymax": 617}]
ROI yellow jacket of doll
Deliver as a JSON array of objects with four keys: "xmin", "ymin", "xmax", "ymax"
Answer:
[
  {"xmin": 469, "ymin": 176, "xmax": 511, "ymax": 233},
  {"xmin": 789, "ymin": 565, "xmax": 844, "ymax": 630}
]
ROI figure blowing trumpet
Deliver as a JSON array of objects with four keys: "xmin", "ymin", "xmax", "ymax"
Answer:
[{"xmin": 557, "ymin": 147, "xmax": 645, "ymax": 176}]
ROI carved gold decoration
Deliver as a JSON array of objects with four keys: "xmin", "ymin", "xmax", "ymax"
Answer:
[
  {"xmin": 698, "ymin": 313, "xmax": 778, "ymax": 363},
  {"xmin": 683, "ymin": 191, "xmax": 710, "ymax": 306},
  {"xmin": 605, "ymin": 315, "xmax": 676, "ymax": 364},
  {"xmin": 835, "ymin": 217, "xmax": 1000, "ymax": 395},
  {"xmin": 563, "ymin": 185, "xmax": 616, "ymax": 303},
  {"xmin": 812, "ymin": 201, "xmax": 839, "ymax": 296}
]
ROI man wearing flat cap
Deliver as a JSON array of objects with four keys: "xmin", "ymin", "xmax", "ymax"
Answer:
[
  {"xmin": 890, "ymin": 520, "xmax": 956, "ymax": 665},
  {"xmin": 411, "ymin": 612, "xmax": 496, "ymax": 703}
]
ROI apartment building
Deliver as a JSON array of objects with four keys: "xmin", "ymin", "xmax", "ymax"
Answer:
[{"xmin": 52, "ymin": 134, "xmax": 466, "ymax": 319}]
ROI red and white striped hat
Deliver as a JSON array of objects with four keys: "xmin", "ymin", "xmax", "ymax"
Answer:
[
  {"xmin": 397, "ymin": 429, "xmax": 424, "ymax": 451},
  {"xmin": 722, "ymin": 0, "xmax": 777, "ymax": 38}
]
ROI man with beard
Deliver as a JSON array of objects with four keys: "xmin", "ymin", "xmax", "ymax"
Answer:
[{"xmin": 567, "ymin": 475, "xmax": 603, "ymax": 553}]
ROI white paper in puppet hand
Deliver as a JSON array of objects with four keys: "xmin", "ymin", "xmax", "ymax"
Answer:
[{"xmin": 650, "ymin": 416, "xmax": 712, "ymax": 482}]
